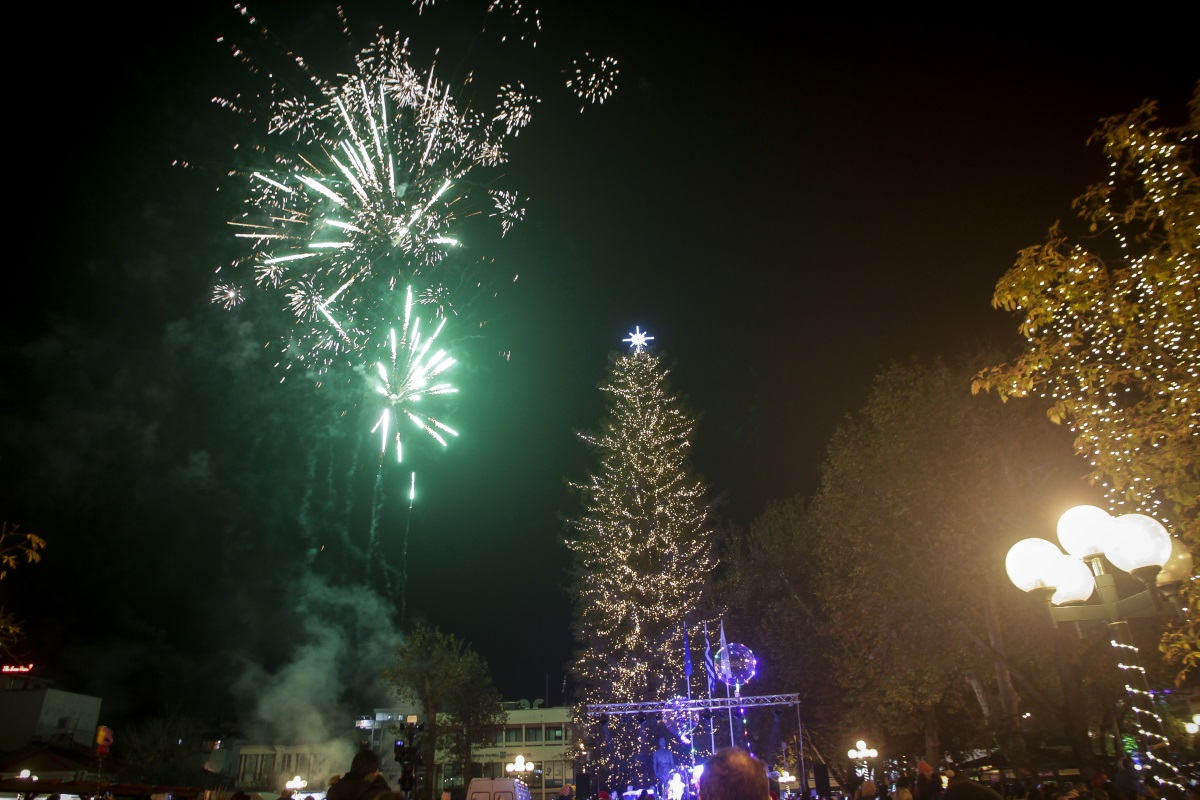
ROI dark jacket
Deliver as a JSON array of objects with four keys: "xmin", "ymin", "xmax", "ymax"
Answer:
[{"xmin": 327, "ymin": 774, "xmax": 391, "ymax": 800}]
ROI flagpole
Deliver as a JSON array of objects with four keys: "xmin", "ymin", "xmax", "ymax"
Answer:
[
  {"xmin": 720, "ymin": 620, "xmax": 734, "ymax": 747},
  {"xmin": 704, "ymin": 622, "xmax": 716, "ymax": 755},
  {"xmin": 682, "ymin": 623, "xmax": 694, "ymax": 780},
  {"xmin": 726, "ymin": 678, "xmax": 734, "ymax": 746}
]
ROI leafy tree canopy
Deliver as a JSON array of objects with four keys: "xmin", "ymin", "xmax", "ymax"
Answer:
[{"xmin": 973, "ymin": 87, "xmax": 1200, "ymax": 680}]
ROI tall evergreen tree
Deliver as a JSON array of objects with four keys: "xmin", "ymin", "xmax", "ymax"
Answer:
[{"xmin": 566, "ymin": 335, "xmax": 715, "ymax": 790}]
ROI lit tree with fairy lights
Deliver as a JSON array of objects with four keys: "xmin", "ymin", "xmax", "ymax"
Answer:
[
  {"xmin": 566, "ymin": 328, "xmax": 715, "ymax": 789},
  {"xmin": 973, "ymin": 89, "xmax": 1200, "ymax": 681}
]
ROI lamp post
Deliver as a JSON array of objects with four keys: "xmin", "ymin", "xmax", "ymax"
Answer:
[
  {"xmin": 508, "ymin": 754, "xmax": 538, "ymax": 799},
  {"xmin": 1004, "ymin": 504, "xmax": 1193, "ymax": 789},
  {"xmin": 847, "ymin": 740, "xmax": 877, "ymax": 784},
  {"xmin": 777, "ymin": 771, "xmax": 797, "ymax": 800}
]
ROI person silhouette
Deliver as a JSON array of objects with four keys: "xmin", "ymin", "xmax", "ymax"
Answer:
[{"xmin": 654, "ymin": 738, "xmax": 675, "ymax": 798}]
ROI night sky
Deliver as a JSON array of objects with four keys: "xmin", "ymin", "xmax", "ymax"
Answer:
[{"xmin": 3, "ymin": 1, "xmax": 1196, "ymax": 739}]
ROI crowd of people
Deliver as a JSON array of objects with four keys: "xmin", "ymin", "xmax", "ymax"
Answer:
[
  {"xmin": 306, "ymin": 746, "xmax": 1197, "ymax": 800},
  {"xmin": 837, "ymin": 756, "xmax": 1197, "ymax": 800}
]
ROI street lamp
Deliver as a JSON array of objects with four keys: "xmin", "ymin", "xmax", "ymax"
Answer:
[
  {"xmin": 507, "ymin": 755, "xmax": 540, "ymax": 800},
  {"xmin": 1004, "ymin": 504, "xmax": 1192, "ymax": 787},
  {"xmin": 777, "ymin": 771, "xmax": 797, "ymax": 799},
  {"xmin": 507, "ymin": 754, "xmax": 537, "ymax": 780},
  {"xmin": 847, "ymin": 740, "xmax": 877, "ymax": 782}
]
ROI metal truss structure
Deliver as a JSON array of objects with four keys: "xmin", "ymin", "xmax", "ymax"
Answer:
[
  {"xmin": 583, "ymin": 694, "xmax": 800, "ymax": 716},
  {"xmin": 582, "ymin": 693, "xmax": 808, "ymax": 789}
]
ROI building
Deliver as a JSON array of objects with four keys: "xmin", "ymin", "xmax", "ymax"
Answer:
[
  {"xmin": 202, "ymin": 738, "xmax": 348, "ymax": 791},
  {"xmin": 363, "ymin": 700, "xmax": 580, "ymax": 800},
  {"xmin": 0, "ymin": 673, "xmax": 101, "ymax": 752},
  {"xmin": 464, "ymin": 701, "xmax": 579, "ymax": 800}
]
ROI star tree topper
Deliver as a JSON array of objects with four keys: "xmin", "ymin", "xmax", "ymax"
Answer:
[{"xmin": 623, "ymin": 326, "xmax": 654, "ymax": 352}]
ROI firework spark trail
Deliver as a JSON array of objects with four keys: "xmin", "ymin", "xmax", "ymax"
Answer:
[
  {"xmin": 214, "ymin": 22, "xmax": 534, "ymax": 374},
  {"xmin": 204, "ymin": 2, "xmax": 618, "ymax": 601},
  {"xmin": 400, "ymin": 470, "xmax": 416, "ymax": 622},
  {"xmin": 369, "ymin": 286, "xmax": 459, "ymax": 464}
]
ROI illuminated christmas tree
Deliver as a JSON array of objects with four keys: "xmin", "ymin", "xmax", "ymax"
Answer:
[{"xmin": 566, "ymin": 328, "xmax": 716, "ymax": 789}]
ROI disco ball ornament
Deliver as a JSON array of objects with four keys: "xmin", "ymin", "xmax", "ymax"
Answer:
[
  {"xmin": 662, "ymin": 697, "xmax": 699, "ymax": 745},
  {"xmin": 715, "ymin": 643, "xmax": 757, "ymax": 686}
]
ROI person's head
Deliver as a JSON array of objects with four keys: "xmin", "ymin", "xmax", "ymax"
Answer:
[
  {"xmin": 700, "ymin": 747, "xmax": 770, "ymax": 800},
  {"xmin": 350, "ymin": 748, "xmax": 382, "ymax": 778},
  {"xmin": 918, "ymin": 763, "xmax": 934, "ymax": 779},
  {"xmin": 861, "ymin": 781, "xmax": 877, "ymax": 798}
]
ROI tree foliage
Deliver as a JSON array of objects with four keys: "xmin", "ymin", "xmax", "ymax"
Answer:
[
  {"xmin": 728, "ymin": 356, "xmax": 1094, "ymax": 767},
  {"xmin": 381, "ymin": 623, "xmax": 505, "ymax": 799},
  {"xmin": 0, "ymin": 521, "xmax": 46, "ymax": 655},
  {"xmin": 113, "ymin": 709, "xmax": 209, "ymax": 786},
  {"xmin": 565, "ymin": 347, "xmax": 715, "ymax": 788},
  {"xmin": 973, "ymin": 87, "xmax": 1200, "ymax": 680}
]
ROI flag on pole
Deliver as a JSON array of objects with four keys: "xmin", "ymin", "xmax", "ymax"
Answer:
[
  {"xmin": 682, "ymin": 623, "xmax": 693, "ymax": 677},
  {"xmin": 719, "ymin": 619, "xmax": 732, "ymax": 682},
  {"xmin": 704, "ymin": 622, "xmax": 716, "ymax": 695}
]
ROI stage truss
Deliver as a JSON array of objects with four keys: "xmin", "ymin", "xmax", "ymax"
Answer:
[
  {"xmin": 584, "ymin": 693, "xmax": 799, "ymax": 715},
  {"xmin": 582, "ymin": 694, "xmax": 808, "ymax": 789}
]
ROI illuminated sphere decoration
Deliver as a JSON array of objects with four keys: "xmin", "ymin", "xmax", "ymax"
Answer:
[{"xmin": 714, "ymin": 643, "xmax": 757, "ymax": 686}]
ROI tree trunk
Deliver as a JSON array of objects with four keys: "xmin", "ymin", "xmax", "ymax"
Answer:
[
  {"xmin": 923, "ymin": 704, "xmax": 940, "ymax": 766},
  {"xmin": 985, "ymin": 594, "xmax": 1031, "ymax": 775},
  {"xmin": 1053, "ymin": 630, "xmax": 1096, "ymax": 769}
]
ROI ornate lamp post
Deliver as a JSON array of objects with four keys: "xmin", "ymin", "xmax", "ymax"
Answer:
[
  {"xmin": 507, "ymin": 754, "xmax": 537, "ymax": 780},
  {"xmin": 507, "ymin": 753, "xmax": 541, "ymax": 800},
  {"xmin": 1004, "ymin": 504, "xmax": 1192, "ymax": 788},
  {"xmin": 847, "ymin": 740, "xmax": 877, "ymax": 783}
]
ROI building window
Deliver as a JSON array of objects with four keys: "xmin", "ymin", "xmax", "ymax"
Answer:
[
  {"xmin": 506, "ymin": 727, "xmax": 523, "ymax": 743},
  {"xmin": 526, "ymin": 726, "xmax": 542, "ymax": 742},
  {"xmin": 545, "ymin": 726, "xmax": 563, "ymax": 742}
]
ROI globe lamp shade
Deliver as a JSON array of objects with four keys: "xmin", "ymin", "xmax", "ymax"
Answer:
[
  {"xmin": 1105, "ymin": 513, "xmax": 1173, "ymax": 574},
  {"xmin": 1157, "ymin": 538, "xmax": 1195, "ymax": 586},
  {"xmin": 1006, "ymin": 538, "xmax": 1065, "ymax": 592},
  {"xmin": 1056, "ymin": 505, "xmax": 1116, "ymax": 560},
  {"xmin": 1049, "ymin": 554, "xmax": 1096, "ymax": 605}
]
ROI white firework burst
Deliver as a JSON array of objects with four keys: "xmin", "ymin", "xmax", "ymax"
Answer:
[{"xmin": 568, "ymin": 53, "xmax": 620, "ymax": 112}]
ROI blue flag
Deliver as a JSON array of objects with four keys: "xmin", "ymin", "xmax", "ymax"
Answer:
[
  {"xmin": 719, "ymin": 619, "xmax": 732, "ymax": 682},
  {"xmin": 683, "ymin": 623, "xmax": 693, "ymax": 677},
  {"xmin": 703, "ymin": 622, "xmax": 716, "ymax": 695}
]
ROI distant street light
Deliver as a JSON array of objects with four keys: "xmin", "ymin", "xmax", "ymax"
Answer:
[
  {"xmin": 1004, "ymin": 505, "xmax": 1192, "ymax": 790},
  {"xmin": 777, "ymin": 770, "xmax": 797, "ymax": 798},
  {"xmin": 507, "ymin": 754, "xmax": 537, "ymax": 779}
]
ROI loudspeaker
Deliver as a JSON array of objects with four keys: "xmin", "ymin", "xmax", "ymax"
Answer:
[{"xmin": 814, "ymin": 764, "xmax": 830, "ymax": 798}]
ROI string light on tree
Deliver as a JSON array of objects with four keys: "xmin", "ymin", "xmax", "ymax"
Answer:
[{"xmin": 566, "ymin": 330, "xmax": 715, "ymax": 790}]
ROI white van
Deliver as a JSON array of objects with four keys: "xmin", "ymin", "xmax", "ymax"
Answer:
[{"xmin": 468, "ymin": 778, "xmax": 533, "ymax": 800}]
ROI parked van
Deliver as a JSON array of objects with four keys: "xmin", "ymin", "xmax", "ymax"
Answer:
[{"xmin": 468, "ymin": 778, "xmax": 533, "ymax": 800}]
